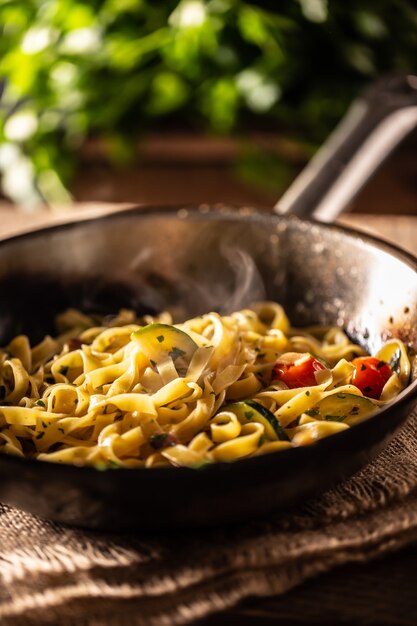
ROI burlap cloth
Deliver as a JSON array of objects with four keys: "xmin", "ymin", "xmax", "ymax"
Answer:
[{"xmin": 1, "ymin": 409, "xmax": 417, "ymax": 626}]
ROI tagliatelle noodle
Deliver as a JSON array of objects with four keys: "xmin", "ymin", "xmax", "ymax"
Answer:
[{"xmin": 0, "ymin": 303, "xmax": 411, "ymax": 468}]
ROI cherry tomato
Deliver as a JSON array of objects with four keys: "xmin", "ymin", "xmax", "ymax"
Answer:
[
  {"xmin": 272, "ymin": 355, "xmax": 325, "ymax": 388},
  {"xmin": 351, "ymin": 357, "xmax": 392, "ymax": 399}
]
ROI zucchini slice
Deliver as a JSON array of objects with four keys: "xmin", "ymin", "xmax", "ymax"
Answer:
[
  {"xmin": 225, "ymin": 400, "xmax": 290, "ymax": 441},
  {"xmin": 132, "ymin": 324, "xmax": 198, "ymax": 375},
  {"xmin": 307, "ymin": 392, "xmax": 377, "ymax": 425}
]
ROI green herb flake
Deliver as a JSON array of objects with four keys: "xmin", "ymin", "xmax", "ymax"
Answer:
[
  {"xmin": 305, "ymin": 390, "xmax": 310, "ymax": 396},
  {"xmin": 244, "ymin": 410, "xmax": 254, "ymax": 420},
  {"xmin": 390, "ymin": 351, "xmax": 401, "ymax": 373},
  {"xmin": 156, "ymin": 335, "xmax": 165, "ymax": 343},
  {"xmin": 169, "ymin": 346, "xmax": 186, "ymax": 361},
  {"xmin": 324, "ymin": 415, "xmax": 346, "ymax": 422},
  {"xmin": 35, "ymin": 431, "xmax": 45, "ymax": 439},
  {"xmin": 258, "ymin": 434, "xmax": 266, "ymax": 447},
  {"xmin": 41, "ymin": 420, "xmax": 48, "ymax": 429},
  {"xmin": 306, "ymin": 408, "xmax": 319, "ymax": 417},
  {"xmin": 58, "ymin": 427, "xmax": 65, "ymax": 434},
  {"xmin": 150, "ymin": 433, "xmax": 178, "ymax": 450},
  {"xmin": 361, "ymin": 364, "xmax": 367, "ymax": 371},
  {"xmin": 35, "ymin": 399, "xmax": 46, "ymax": 408},
  {"xmin": 376, "ymin": 360, "xmax": 387, "ymax": 369}
]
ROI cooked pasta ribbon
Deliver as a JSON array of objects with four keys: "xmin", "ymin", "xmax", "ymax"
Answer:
[{"xmin": 0, "ymin": 303, "xmax": 411, "ymax": 468}]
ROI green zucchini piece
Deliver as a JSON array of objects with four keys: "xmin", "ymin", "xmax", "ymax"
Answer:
[
  {"xmin": 225, "ymin": 400, "xmax": 290, "ymax": 442},
  {"xmin": 308, "ymin": 392, "xmax": 377, "ymax": 425},
  {"xmin": 131, "ymin": 324, "xmax": 198, "ymax": 375}
]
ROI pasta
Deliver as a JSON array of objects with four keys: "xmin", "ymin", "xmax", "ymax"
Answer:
[{"xmin": 0, "ymin": 302, "xmax": 411, "ymax": 468}]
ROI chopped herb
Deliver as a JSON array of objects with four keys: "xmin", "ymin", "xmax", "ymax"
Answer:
[
  {"xmin": 156, "ymin": 335, "xmax": 165, "ymax": 343},
  {"xmin": 324, "ymin": 415, "xmax": 346, "ymax": 422},
  {"xmin": 361, "ymin": 364, "xmax": 367, "ymax": 371},
  {"xmin": 59, "ymin": 365, "xmax": 69, "ymax": 376},
  {"xmin": 258, "ymin": 434, "xmax": 266, "ymax": 447},
  {"xmin": 389, "ymin": 351, "xmax": 401, "ymax": 373},
  {"xmin": 376, "ymin": 360, "xmax": 387, "ymax": 370},
  {"xmin": 305, "ymin": 390, "xmax": 310, "ymax": 396},
  {"xmin": 306, "ymin": 408, "xmax": 319, "ymax": 417},
  {"xmin": 169, "ymin": 346, "xmax": 186, "ymax": 361},
  {"xmin": 35, "ymin": 431, "xmax": 45, "ymax": 439},
  {"xmin": 149, "ymin": 433, "xmax": 178, "ymax": 450},
  {"xmin": 108, "ymin": 460, "xmax": 120, "ymax": 469},
  {"xmin": 244, "ymin": 410, "xmax": 254, "ymax": 420},
  {"xmin": 41, "ymin": 420, "xmax": 48, "ymax": 428},
  {"xmin": 350, "ymin": 406, "xmax": 360, "ymax": 415},
  {"xmin": 35, "ymin": 399, "xmax": 46, "ymax": 408},
  {"xmin": 58, "ymin": 427, "xmax": 65, "ymax": 434}
]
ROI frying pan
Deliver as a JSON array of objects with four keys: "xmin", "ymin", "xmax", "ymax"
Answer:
[{"xmin": 1, "ymin": 75, "xmax": 417, "ymax": 531}]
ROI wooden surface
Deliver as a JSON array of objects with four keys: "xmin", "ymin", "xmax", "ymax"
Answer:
[{"xmin": 72, "ymin": 133, "xmax": 417, "ymax": 215}]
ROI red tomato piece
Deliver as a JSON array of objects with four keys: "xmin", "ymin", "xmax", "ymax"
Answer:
[
  {"xmin": 272, "ymin": 355, "xmax": 325, "ymax": 389},
  {"xmin": 351, "ymin": 357, "xmax": 392, "ymax": 399}
]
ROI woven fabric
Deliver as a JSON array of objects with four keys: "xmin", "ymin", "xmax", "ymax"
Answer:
[{"xmin": 1, "ymin": 410, "xmax": 417, "ymax": 626}]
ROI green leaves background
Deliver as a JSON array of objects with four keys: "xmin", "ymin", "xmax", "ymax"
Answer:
[{"xmin": 0, "ymin": 0, "xmax": 416, "ymax": 207}]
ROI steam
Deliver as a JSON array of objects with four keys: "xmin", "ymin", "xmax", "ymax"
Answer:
[
  {"xmin": 69, "ymin": 244, "xmax": 268, "ymax": 322},
  {"xmin": 129, "ymin": 244, "xmax": 268, "ymax": 319},
  {"xmin": 217, "ymin": 245, "xmax": 266, "ymax": 314}
]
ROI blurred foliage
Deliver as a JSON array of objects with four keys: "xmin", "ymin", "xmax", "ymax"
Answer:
[{"xmin": 0, "ymin": 0, "xmax": 416, "ymax": 207}]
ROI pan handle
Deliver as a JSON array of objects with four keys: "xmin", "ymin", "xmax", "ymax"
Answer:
[{"xmin": 274, "ymin": 74, "xmax": 417, "ymax": 222}]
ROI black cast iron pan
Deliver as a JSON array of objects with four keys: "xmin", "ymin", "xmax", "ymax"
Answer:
[{"xmin": 0, "ymin": 75, "xmax": 417, "ymax": 531}]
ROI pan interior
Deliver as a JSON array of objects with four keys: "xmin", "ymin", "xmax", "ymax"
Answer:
[{"xmin": 0, "ymin": 208, "xmax": 416, "ymax": 356}]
